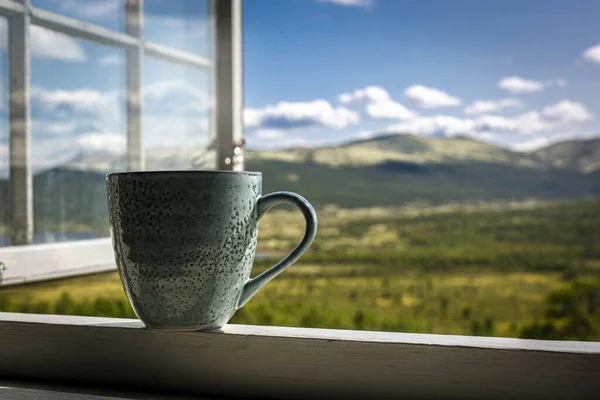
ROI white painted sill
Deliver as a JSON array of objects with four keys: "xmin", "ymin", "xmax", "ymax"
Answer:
[
  {"xmin": 0, "ymin": 239, "xmax": 272, "ymax": 286},
  {"xmin": 0, "ymin": 312, "xmax": 599, "ymax": 399}
]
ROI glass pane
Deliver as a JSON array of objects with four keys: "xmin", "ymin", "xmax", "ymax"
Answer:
[
  {"xmin": 31, "ymin": 0, "xmax": 125, "ymax": 33},
  {"xmin": 143, "ymin": 0, "xmax": 209, "ymax": 57},
  {"xmin": 31, "ymin": 37, "xmax": 126, "ymax": 244},
  {"xmin": 0, "ymin": 17, "xmax": 8, "ymax": 246},
  {"xmin": 143, "ymin": 56, "xmax": 213, "ymax": 169},
  {"xmin": 242, "ymin": 0, "xmax": 600, "ymax": 340}
]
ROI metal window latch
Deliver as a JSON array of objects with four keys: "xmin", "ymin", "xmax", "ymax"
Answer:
[
  {"xmin": 234, "ymin": 137, "xmax": 246, "ymax": 148},
  {"xmin": 190, "ymin": 137, "xmax": 246, "ymax": 169}
]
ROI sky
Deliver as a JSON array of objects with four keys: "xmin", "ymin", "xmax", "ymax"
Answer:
[
  {"xmin": 1, "ymin": 0, "xmax": 600, "ymax": 174},
  {"xmin": 243, "ymin": 0, "xmax": 600, "ymax": 150}
]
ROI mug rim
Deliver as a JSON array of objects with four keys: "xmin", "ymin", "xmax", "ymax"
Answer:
[{"xmin": 106, "ymin": 170, "xmax": 262, "ymax": 178}]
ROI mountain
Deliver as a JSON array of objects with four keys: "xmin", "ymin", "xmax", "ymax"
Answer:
[
  {"xmin": 1, "ymin": 134, "xmax": 599, "ymax": 236},
  {"xmin": 247, "ymin": 134, "xmax": 600, "ymax": 208},
  {"xmin": 532, "ymin": 137, "xmax": 600, "ymax": 173},
  {"xmin": 248, "ymin": 134, "xmax": 539, "ymax": 168}
]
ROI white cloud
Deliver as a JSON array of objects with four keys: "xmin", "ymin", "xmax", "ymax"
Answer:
[
  {"xmin": 75, "ymin": 132, "xmax": 125, "ymax": 154},
  {"xmin": 143, "ymin": 80, "xmax": 206, "ymax": 104},
  {"xmin": 253, "ymin": 129, "xmax": 286, "ymax": 139},
  {"xmin": 353, "ymin": 130, "xmax": 377, "ymax": 140},
  {"xmin": 1, "ymin": 23, "xmax": 86, "ymax": 61},
  {"xmin": 497, "ymin": 76, "xmax": 567, "ymax": 94},
  {"xmin": 98, "ymin": 54, "xmax": 122, "ymax": 65},
  {"xmin": 34, "ymin": 88, "xmax": 117, "ymax": 113},
  {"xmin": 512, "ymin": 112, "xmax": 551, "ymax": 132},
  {"xmin": 498, "ymin": 76, "xmax": 543, "ymax": 93},
  {"xmin": 245, "ymin": 133, "xmax": 334, "ymax": 150},
  {"xmin": 51, "ymin": 0, "xmax": 121, "ymax": 19},
  {"xmin": 315, "ymin": 0, "xmax": 373, "ymax": 8},
  {"xmin": 339, "ymin": 85, "xmax": 416, "ymax": 120},
  {"xmin": 366, "ymin": 100, "xmax": 416, "ymax": 120},
  {"xmin": 143, "ymin": 15, "xmax": 208, "ymax": 53},
  {"xmin": 404, "ymin": 85, "xmax": 461, "ymax": 109},
  {"xmin": 30, "ymin": 25, "xmax": 86, "ymax": 62},
  {"xmin": 583, "ymin": 43, "xmax": 600, "ymax": 64},
  {"xmin": 244, "ymin": 100, "xmax": 359, "ymax": 130},
  {"xmin": 388, "ymin": 115, "xmax": 475, "ymax": 137},
  {"xmin": 339, "ymin": 86, "xmax": 390, "ymax": 103},
  {"xmin": 34, "ymin": 120, "xmax": 79, "ymax": 136},
  {"xmin": 142, "ymin": 115, "xmax": 209, "ymax": 148},
  {"xmin": 464, "ymin": 98, "xmax": 523, "ymax": 115},
  {"xmin": 511, "ymin": 137, "xmax": 554, "ymax": 152},
  {"xmin": 243, "ymin": 109, "xmax": 263, "ymax": 129},
  {"xmin": 477, "ymin": 112, "xmax": 550, "ymax": 133},
  {"xmin": 387, "ymin": 111, "xmax": 552, "ymax": 139},
  {"xmin": 542, "ymin": 100, "xmax": 593, "ymax": 122},
  {"xmin": 143, "ymin": 80, "xmax": 209, "ymax": 115}
]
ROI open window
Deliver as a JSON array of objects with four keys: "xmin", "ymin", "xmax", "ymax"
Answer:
[{"xmin": 0, "ymin": 0, "xmax": 242, "ymax": 284}]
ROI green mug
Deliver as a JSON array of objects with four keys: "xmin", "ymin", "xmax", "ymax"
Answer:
[{"xmin": 106, "ymin": 170, "xmax": 317, "ymax": 331}]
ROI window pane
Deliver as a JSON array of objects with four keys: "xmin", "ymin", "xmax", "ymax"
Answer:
[
  {"xmin": 31, "ymin": 0, "xmax": 125, "ymax": 33},
  {"xmin": 0, "ymin": 17, "xmax": 8, "ymax": 246},
  {"xmin": 143, "ymin": 56, "xmax": 213, "ymax": 169},
  {"xmin": 143, "ymin": 0, "xmax": 209, "ymax": 57},
  {"xmin": 31, "ymin": 34, "xmax": 126, "ymax": 244}
]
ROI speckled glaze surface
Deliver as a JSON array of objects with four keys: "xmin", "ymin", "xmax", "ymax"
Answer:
[{"xmin": 106, "ymin": 170, "xmax": 317, "ymax": 331}]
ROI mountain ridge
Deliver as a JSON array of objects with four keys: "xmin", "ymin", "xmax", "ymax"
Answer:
[
  {"xmin": 2, "ymin": 133, "xmax": 599, "ymax": 177},
  {"xmin": 247, "ymin": 133, "xmax": 600, "ymax": 172}
]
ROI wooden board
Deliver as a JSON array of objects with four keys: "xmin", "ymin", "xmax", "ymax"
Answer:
[{"xmin": 0, "ymin": 312, "xmax": 599, "ymax": 399}]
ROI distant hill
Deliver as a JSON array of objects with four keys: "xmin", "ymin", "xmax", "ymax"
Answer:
[
  {"xmin": 0, "ymin": 134, "xmax": 599, "ymax": 236},
  {"xmin": 248, "ymin": 134, "xmax": 538, "ymax": 169},
  {"xmin": 245, "ymin": 134, "xmax": 600, "ymax": 208},
  {"xmin": 532, "ymin": 137, "xmax": 600, "ymax": 173}
]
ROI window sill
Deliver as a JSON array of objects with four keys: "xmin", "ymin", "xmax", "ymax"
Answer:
[
  {"xmin": 0, "ymin": 239, "xmax": 115, "ymax": 286},
  {"xmin": 0, "ymin": 312, "xmax": 598, "ymax": 399}
]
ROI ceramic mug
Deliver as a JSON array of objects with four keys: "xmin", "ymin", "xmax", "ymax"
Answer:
[{"xmin": 106, "ymin": 170, "xmax": 317, "ymax": 331}]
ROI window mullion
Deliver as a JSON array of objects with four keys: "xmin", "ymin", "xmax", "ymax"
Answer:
[
  {"xmin": 125, "ymin": 0, "xmax": 143, "ymax": 171},
  {"xmin": 8, "ymin": 0, "xmax": 32, "ymax": 245},
  {"xmin": 214, "ymin": 0, "xmax": 244, "ymax": 171}
]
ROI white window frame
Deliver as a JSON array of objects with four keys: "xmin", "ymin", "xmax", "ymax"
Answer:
[{"xmin": 0, "ymin": 0, "xmax": 243, "ymax": 281}]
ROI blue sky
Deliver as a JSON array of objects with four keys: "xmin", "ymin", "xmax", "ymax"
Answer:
[{"xmin": 1, "ymin": 0, "xmax": 600, "ymax": 174}]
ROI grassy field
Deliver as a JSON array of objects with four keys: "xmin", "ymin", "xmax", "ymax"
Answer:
[{"xmin": 1, "ymin": 198, "xmax": 599, "ymax": 339}]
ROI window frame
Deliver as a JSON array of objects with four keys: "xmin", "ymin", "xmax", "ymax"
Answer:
[{"xmin": 0, "ymin": 0, "xmax": 244, "ymax": 248}]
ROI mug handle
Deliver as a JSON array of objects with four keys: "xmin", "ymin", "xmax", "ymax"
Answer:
[{"xmin": 237, "ymin": 191, "xmax": 318, "ymax": 308}]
